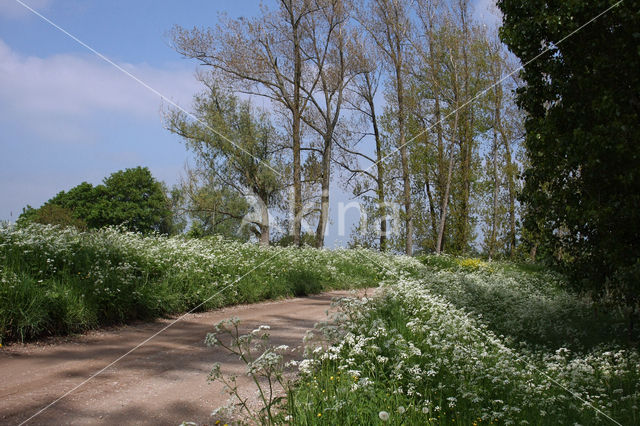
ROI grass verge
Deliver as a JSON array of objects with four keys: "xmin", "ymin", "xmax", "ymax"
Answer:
[{"xmin": 0, "ymin": 223, "xmax": 420, "ymax": 343}]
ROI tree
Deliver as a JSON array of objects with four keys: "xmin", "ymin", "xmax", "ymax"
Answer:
[
  {"xmin": 300, "ymin": 0, "xmax": 355, "ymax": 248},
  {"xmin": 358, "ymin": 0, "xmax": 414, "ymax": 255},
  {"xmin": 166, "ymin": 81, "xmax": 285, "ymax": 245},
  {"xmin": 479, "ymin": 34, "xmax": 523, "ymax": 260},
  {"xmin": 48, "ymin": 181, "xmax": 101, "ymax": 225},
  {"xmin": 408, "ymin": 4, "xmax": 476, "ymax": 255},
  {"xmin": 409, "ymin": 0, "xmax": 443, "ymax": 253},
  {"xmin": 499, "ymin": 0, "xmax": 640, "ymax": 329},
  {"xmin": 18, "ymin": 167, "xmax": 173, "ymax": 234},
  {"xmin": 26, "ymin": 204, "xmax": 87, "ymax": 230},
  {"xmin": 171, "ymin": 0, "xmax": 321, "ymax": 247},
  {"xmin": 336, "ymin": 31, "xmax": 390, "ymax": 251},
  {"xmin": 92, "ymin": 167, "xmax": 172, "ymax": 233}
]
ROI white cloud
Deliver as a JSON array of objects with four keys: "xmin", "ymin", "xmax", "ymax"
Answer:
[
  {"xmin": 0, "ymin": 38, "xmax": 200, "ymax": 141},
  {"xmin": 0, "ymin": 38, "xmax": 205, "ymax": 220},
  {"xmin": 0, "ymin": 0, "xmax": 53, "ymax": 19}
]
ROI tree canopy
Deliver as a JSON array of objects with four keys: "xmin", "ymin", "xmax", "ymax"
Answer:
[
  {"xmin": 19, "ymin": 167, "xmax": 174, "ymax": 234},
  {"xmin": 166, "ymin": 82, "xmax": 286, "ymax": 245},
  {"xmin": 499, "ymin": 0, "xmax": 640, "ymax": 310}
]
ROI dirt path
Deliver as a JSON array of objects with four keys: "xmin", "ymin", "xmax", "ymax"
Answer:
[{"xmin": 0, "ymin": 289, "xmax": 372, "ymax": 425}]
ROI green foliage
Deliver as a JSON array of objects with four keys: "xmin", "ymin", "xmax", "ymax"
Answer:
[
  {"xmin": 166, "ymin": 80, "xmax": 286, "ymax": 243},
  {"xmin": 273, "ymin": 232, "xmax": 318, "ymax": 248},
  {"xmin": 94, "ymin": 167, "xmax": 171, "ymax": 233},
  {"xmin": 31, "ymin": 204, "xmax": 87, "ymax": 230},
  {"xmin": 419, "ymin": 255, "xmax": 625, "ymax": 350},
  {"xmin": 15, "ymin": 205, "xmax": 38, "ymax": 227},
  {"xmin": 286, "ymin": 269, "xmax": 324, "ymax": 297},
  {"xmin": 48, "ymin": 181, "xmax": 101, "ymax": 225},
  {"xmin": 0, "ymin": 223, "xmax": 416, "ymax": 343},
  {"xmin": 17, "ymin": 167, "xmax": 173, "ymax": 234},
  {"xmin": 289, "ymin": 269, "xmax": 639, "ymax": 424},
  {"xmin": 498, "ymin": 0, "xmax": 640, "ymax": 313}
]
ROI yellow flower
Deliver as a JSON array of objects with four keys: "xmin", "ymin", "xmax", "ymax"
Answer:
[{"xmin": 317, "ymin": 413, "xmax": 322, "ymax": 417}]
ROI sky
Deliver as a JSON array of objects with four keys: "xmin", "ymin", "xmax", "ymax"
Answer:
[{"xmin": 0, "ymin": 0, "xmax": 500, "ymax": 247}]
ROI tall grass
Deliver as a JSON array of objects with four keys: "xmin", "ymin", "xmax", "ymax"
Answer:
[
  {"xmin": 0, "ymin": 223, "xmax": 418, "ymax": 343},
  {"xmin": 416, "ymin": 254, "xmax": 627, "ymax": 350},
  {"xmin": 288, "ymin": 257, "xmax": 640, "ymax": 425}
]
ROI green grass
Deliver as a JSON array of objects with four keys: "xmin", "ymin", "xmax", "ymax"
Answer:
[
  {"xmin": 5, "ymin": 224, "xmax": 638, "ymax": 424},
  {"xmin": 0, "ymin": 223, "xmax": 417, "ymax": 343},
  {"xmin": 288, "ymin": 255, "xmax": 640, "ymax": 425},
  {"xmin": 415, "ymin": 254, "xmax": 627, "ymax": 351}
]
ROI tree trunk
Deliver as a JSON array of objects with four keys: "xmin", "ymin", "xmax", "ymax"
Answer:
[
  {"xmin": 457, "ymin": 0, "xmax": 472, "ymax": 253},
  {"xmin": 258, "ymin": 203, "xmax": 270, "ymax": 247},
  {"xmin": 291, "ymin": 16, "xmax": 303, "ymax": 247},
  {"xmin": 370, "ymin": 97, "xmax": 387, "ymax": 252},
  {"xmin": 489, "ymin": 124, "xmax": 499, "ymax": 260},
  {"xmin": 502, "ymin": 130, "xmax": 517, "ymax": 258},
  {"xmin": 315, "ymin": 135, "xmax": 332, "ymax": 248},
  {"xmin": 292, "ymin": 114, "xmax": 302, "ymax": 247},
  {"xmin": 436, "ymin": 109, "xmax": 459, "ymax": 254},
  {"xmin": 426, "ymin": 179, "xmax": 438, "ymax": 249},
  {"xmin": 396, "ymin": 65, "xmax": 413, "ymax": 256},
  {"xmin": 436, "ymin": 143, "xmax": 456, "ymax": 254},
  {"xmin": 489, "ymin": 83, "xmax": 501, "ymax": 260}
]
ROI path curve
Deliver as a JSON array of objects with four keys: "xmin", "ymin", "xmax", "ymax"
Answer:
[{"xmin": 0, "ymin": 289, "xmax": 373, "ymax": 425}]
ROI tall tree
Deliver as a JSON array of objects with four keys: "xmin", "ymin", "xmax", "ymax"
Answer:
[
  {"xmin": 300, "ymin": 0, "xmax": 355, "ymax": 247},
  {"xmin": 410, "ymin": 0, "xmax": 447, "ymax": 252},
  {"xmin": 482, "ymin": 39, "xmax": 523, "ymax": 259},
  {"xmin": 448, "ymin": 0, "xmax": 481, "ymax": 253},
  {"xmin": 336, "ymin": 33, "xmax": 391, "ymax": 251},
  {"xmin": 358, "ymin": 0, "xmax": 414, "ymax": 255},
  {"xmin": 499, "ymin": 0, "xmax": 640, "ymax": 328},
  {"xmin": 171, "ymin": 0, "xmax": 320, "ymax": 246},
  {"xmin": 166, "ymin": 81, "xmax": 284, "ymax": 245},
  {"xmin": 435, "ymin": 51, "xmax": 461, "ymax": 255}
]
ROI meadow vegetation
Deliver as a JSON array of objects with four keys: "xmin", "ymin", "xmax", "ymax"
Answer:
[
  {"xmin": 288, "ymin": 257, "xmax": 640, "ymax": 425},
  {"xmin": 0, "ymin": 223, "xmax": 417, "ymax": 343},
  {"xmin": 3, "ymin": 223, "xmax": 638, "ymax": 424}
]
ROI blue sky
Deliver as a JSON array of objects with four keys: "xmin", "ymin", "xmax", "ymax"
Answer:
[
  {"xmin": 0, "ymin": 0, "xmax": 254, "ymax": 219},
  {"xmin": 0, "ymin": 0, "xmax": 499, "ymax": 247}
]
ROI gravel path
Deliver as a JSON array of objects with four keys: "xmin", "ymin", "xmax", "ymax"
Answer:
[{"xmin": 0, "ymin": 289, "xmax": 372, "ymax": 425}]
